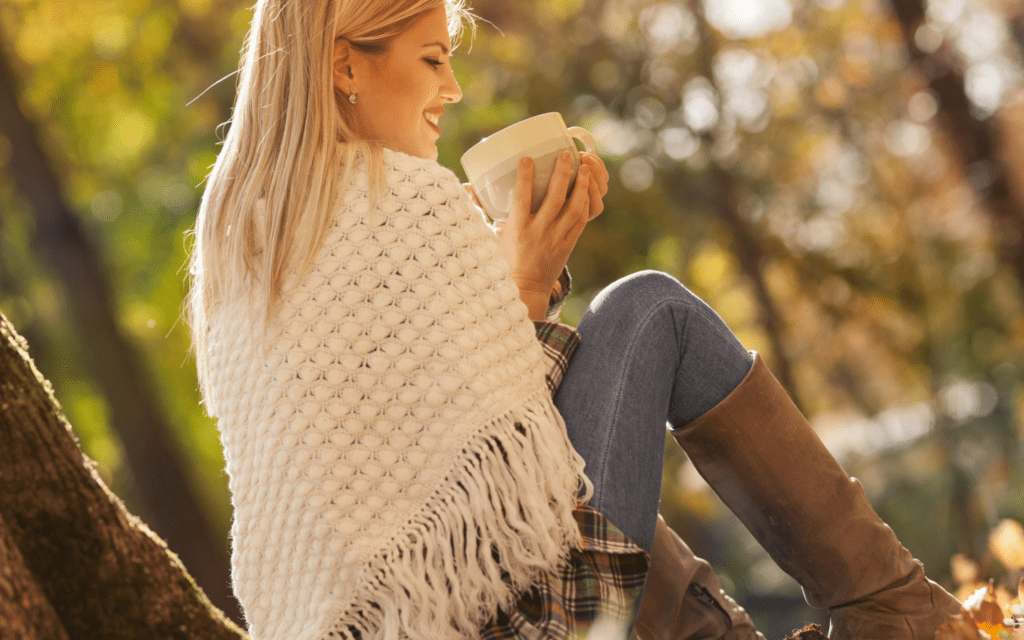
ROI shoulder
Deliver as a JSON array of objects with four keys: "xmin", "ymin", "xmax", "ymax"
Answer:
[
  {"xmin": 383, "ymin": 149, "xmax": 463, "ymax": 190},
  {"xmin": 380, "ymin": 149, "xmax": 477, "ymax": 219},
  {"xmin": 382, "ymin": 148, "xmax": 458, "ymax": 178}
]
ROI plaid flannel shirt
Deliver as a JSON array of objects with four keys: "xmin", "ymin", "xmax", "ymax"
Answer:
[{"xmin": 479, "ymin": 267, "xmax": 650, "ymax": 640}]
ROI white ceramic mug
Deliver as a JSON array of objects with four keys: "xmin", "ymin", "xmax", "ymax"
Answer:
[{"xmin": 460, "ymin": 112, "xmax": 598, "ymax": 221}]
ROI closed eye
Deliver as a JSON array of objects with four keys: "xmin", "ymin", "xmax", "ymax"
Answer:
[{"xmin": 424, "ymin": 58, "xmax": 444, "ymax": 68}]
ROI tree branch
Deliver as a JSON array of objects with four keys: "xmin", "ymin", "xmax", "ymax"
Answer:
[
  {"xmin": 0, "ymin": 32, "xmax": 241, "ymax": 623},
  {"xmin": 889, "ymin": 0, "xmax": 1024, "ymax": 294},
  {"xmin": 0, "ymin": 311, "xmax": 247, "ymax": 639}
]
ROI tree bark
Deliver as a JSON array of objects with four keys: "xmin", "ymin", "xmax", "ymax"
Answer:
[
  {"xmin": 0, "ymin": 311, "xmax": 248, "ymax": 639},
  {"xmin": 683, "ymin": 0, "xmax": 804, "ymax": 408},
  {"xmin": 0, "ymin": 35, "xmax": 241, "ymax": 623},
  {"xmin": 0, "ymin": 511, "xmax": 70, "ymax": 640},
  {"xmin": 888, "ymin": 0, "xmax": 1024, "ymax": 294}
]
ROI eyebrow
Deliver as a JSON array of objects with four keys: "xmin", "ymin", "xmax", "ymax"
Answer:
[{"xmin": 422, "ymin": 41, "xmax": 450, "ymax": 54}]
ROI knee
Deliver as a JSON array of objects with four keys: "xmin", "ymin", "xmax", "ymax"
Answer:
[
  {"xmin": 621, "ymin": 270, "xmax": 687, "ymax": 299},
  {"xmin": 584, "ymin": 270, "xmax": 704, "ymax": 329},
  {"xmin": 591, "ymin": 270, "xmax": 699, "ymax": 314}
]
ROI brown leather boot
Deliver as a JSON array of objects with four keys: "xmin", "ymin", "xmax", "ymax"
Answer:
[
  {"xmin": 668, "ymin": 354, "xmax": 963, "ymax": 639},
  {"xmin": 635, "ymin": 515, "xmax": 765, "ymax": 640}
]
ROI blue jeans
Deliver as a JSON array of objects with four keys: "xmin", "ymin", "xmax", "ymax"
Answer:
[{"xmin": 553, "ymin": 270, "xmax": 753, "ymax": 554}]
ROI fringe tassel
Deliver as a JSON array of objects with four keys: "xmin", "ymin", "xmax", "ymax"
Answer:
[{"xmin": 324, "ymin": 387, "xmax": 593, "ymax": 640}]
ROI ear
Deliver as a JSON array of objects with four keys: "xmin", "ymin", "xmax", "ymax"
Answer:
[{"xmin": 332, "ymin": 38, "xmax": 356, "ymax": 95}]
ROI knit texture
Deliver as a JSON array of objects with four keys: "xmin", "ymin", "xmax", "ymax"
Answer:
[{"xmin": 203, "ymin": 150, "xmax": 592, "ymax": 640}]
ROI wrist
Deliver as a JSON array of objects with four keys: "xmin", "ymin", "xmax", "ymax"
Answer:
[
  {"xmin": 511, "ymin": 274, "xmax": 554, "ymax": 296},
  {"xmin": 514, "ymin": 285, "xmax": 550, "ymax": 322}
]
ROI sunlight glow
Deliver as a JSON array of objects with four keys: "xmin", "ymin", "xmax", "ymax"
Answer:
[
  {"xmin": 956, "ymin": 10, "xmax": 1005, "ymax": 62},
  {"xmin": 884, "ymin": 119, "xmax": 932, "ymax": 157},
  {"xmin": 658, "ymin": 127, "xmax": 699, "ymax": 160},
  {"xmin": 703, "ymin": 0, "xmax": 793, "ymax": 39},
  {"xmin": 682, "ymin": 78, "xmax": 719, "ymax": 132},
  {"xmin": 640, "ymin": 3, "xmax": 697, "ymax": 55},
  {"xmin": 620, "ymin": 157, "xmax": 655, "ymax": 192},
  {"xmin": 965, "ymin": 61, "xmax": 1007, "ymax": 114}
]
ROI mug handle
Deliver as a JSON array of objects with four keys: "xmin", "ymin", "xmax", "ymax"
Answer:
[{"xmin": 567, "ymin": 126, "xmax": 598, "ymax": 154}]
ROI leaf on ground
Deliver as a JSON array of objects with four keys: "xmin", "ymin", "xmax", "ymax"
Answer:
[
  {"xmin": 990, "ymin": 521, "xmax": 1024, "ymax": 571},
  {"xmin": 935, "ymin": 611, "xmax": 990, "ymax": 640},
  {"xmin": 936, "ymin": 582, "xmax": 1024, "ymax": 639},
  {"xmin": 782, "ymin": 623, "xmax": 826, "ymax": 640}
]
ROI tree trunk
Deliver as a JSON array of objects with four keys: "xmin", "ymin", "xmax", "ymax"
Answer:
[
  {"xmin": 0, "ymin": 311, "xmax": 247, "ymax": 639},
  {"xmin": 0, "ymin": 511, "xmax": 70, "ymax": 640},
  {"xmin": 888, "ymin": 0, "xmax": 1024, "ymax": 294},
  {"xmin": 683, "ymin": 0, "xmax": 804, "ymax": 408},
  {"xmin": 0, "ymin": 34, "xmax": 241, "ymax": 623}
]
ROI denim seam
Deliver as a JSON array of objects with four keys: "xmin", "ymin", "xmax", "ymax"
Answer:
[
  {"xmin": 677, "ymin": 302, "xmax": 753, "ymax": 424},
  {"xmin": 592, "ymin": 294, "xmax": 691, "ymax": 513}
]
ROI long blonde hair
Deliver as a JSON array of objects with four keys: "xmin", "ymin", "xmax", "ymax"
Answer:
[{"xmin": 186, "ymin": 0, "xmax": 471, "ymax": 404}]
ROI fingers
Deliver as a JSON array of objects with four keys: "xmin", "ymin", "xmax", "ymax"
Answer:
[
  {"xmin": 577, "ymin": 154, "xmax": 606, "ymax": 220},
  {"xmin": 586, "ymin": 168, "xmax": 604, "ymax": 220},
  {"xmin": 510, "ymin": 157, "xmax": 534, "ymax": 222},
  {"xmin": 580, "ymin": 153, "xmax": 609, "ymax": 197},
  {"xmin": 512, "ymin": 151, "xmax": 602, "ymax": 246},
  {"xmin": 538, "ymin": 151, "xmax": 574, "ymax": 214},
  {"xmin": 570, "ymin": 164, "xmax": 592, "ymax": 214},
  {"xmin": 556, "ymin": 164, "xmax": 591, "ymax": 241}
]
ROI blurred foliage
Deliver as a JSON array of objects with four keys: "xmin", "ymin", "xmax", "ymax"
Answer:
[{"xmin": 2, "ymin": 0, "xmax": 1024, "ymax": 636}]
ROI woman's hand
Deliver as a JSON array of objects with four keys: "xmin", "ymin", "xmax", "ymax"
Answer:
[
  {"xmin": 579, "ymin": 152, "xmax": 610, "ymax": 221},
  {"xmin": 496, "ymin": 150, "xmax": 606, "ymax": 320},
  {"xmin": 463, "ymin": 183, "xmax": 483, "ymax": 210}
]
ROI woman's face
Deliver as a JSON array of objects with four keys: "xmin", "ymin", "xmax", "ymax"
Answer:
[{"xmin": 341, "ymin": 7, "xmax": 462, "ymax": 159}]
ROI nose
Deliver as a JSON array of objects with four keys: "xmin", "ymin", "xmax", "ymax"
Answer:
[{"xmin": 441, "ymin": 65, "xmax": 462, "ymax": 104}]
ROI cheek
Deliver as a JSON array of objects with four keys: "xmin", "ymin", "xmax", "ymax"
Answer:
[
  {"xmin": 361, "ymin": 66, "xmax": 440, "ymax": 142},
  {"xmin": 395, "ymin": 74, "xmax": 440, "ymax": 112}
]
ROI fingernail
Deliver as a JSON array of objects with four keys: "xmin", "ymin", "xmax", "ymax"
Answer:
[
  {"xmin": 520, "ymin": 157, "xmax": 532, "ymax": 168},
  {"xmin": 560, "ymin": 151, "xmax": 571, "ymax": 162}
]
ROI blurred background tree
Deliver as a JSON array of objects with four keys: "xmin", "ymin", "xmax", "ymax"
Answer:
[{"xmin": 1, "ymin": 0, "xmax": 1022, "ymax": 636}]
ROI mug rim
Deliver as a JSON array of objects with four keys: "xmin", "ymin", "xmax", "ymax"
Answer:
[{"xmin": 461, "ymin": 112, "xmax": 570, "ymax": 175}]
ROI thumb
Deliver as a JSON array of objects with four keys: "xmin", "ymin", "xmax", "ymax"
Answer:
[
  {"xmin": 492, "ymin": 219, "xmax": 507, "ymax": 239},
  {"xmin": 462, "ymin": 183, "xmax": 484, "ymax": 209}
]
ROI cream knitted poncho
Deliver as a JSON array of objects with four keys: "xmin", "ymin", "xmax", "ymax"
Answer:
[{"xmin": 203, "ymin": 150, "xmax": 591, "ymax": 640}]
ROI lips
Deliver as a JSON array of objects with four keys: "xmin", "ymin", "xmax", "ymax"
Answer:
[{"xmin": 424, "ymin": 109, "xmax": 443, "ymax": 134}]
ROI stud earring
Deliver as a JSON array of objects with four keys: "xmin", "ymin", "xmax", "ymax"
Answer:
[{"xmin": 349, "ymin": 85, "xmax": 357, "ymax": 104}]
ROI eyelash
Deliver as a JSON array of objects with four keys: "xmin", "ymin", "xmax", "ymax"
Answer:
[{"xmin": 425, "ymin": 58, "xmax": 444, "ymax": 68}]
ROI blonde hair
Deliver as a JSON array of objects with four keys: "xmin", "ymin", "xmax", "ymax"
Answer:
[{"xmin": 187, "ymin": 0, "xmax": 472, "ymax": 404}]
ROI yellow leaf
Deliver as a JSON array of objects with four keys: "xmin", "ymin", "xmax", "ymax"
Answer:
[{"xmin": 990, "ymin": 520, "xmax": 1024, "ymax": 570}]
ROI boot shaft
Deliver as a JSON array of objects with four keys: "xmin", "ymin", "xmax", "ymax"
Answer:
[{"xmin": 668, "ymin": 354, "xmax": 962, "ymax": 639}]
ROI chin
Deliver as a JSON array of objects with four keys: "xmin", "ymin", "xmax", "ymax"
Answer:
[
  {"xmin": 399, "ymin": 140, "xmax": 438, "ymax": 160},
  {"xmin": 414, "ymin": 143, "xmax": 439, "ymax": 160}
]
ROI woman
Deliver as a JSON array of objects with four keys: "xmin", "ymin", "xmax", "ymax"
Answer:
[{"xmin": 187, "ymin": 0, "xmax": 963, "ymax": 639}]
